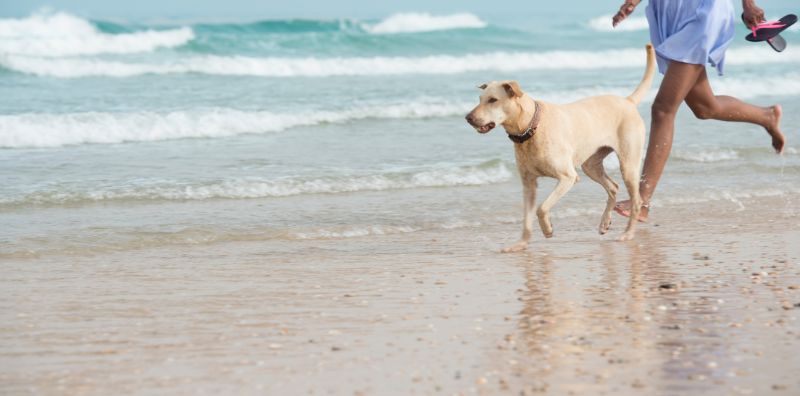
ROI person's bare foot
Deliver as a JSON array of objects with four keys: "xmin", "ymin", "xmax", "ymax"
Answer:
[
  {"xmin": 613, "ymin": 200, "xmax": 649, "ymax": 222},
  {"xmin": 766, "ymin": 105, "xmax": 785, "ymax": 154}
]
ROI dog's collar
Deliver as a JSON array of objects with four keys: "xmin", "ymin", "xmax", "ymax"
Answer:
[{"xmin": 507, "ymin": 101, "xmax": 541, "ymax": 144}]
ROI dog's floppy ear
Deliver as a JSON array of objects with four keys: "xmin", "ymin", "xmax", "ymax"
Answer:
[
  {"xmin": 502, "ymin": 81, "xmax": 522, "ymax": 98},
  {"xmin": 478, "ymin": 83, "xmax": 488, "ymax": 90}
]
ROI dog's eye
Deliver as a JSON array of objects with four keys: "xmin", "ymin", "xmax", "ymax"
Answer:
[{"xmin": 488, "ymin": 98, "xmax": 497, "ymax": 103}]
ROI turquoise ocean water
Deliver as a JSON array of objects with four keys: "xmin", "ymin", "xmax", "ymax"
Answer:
[{"xmin": 0, "ymin": 5, "xmax": 798, "ymax": 257}]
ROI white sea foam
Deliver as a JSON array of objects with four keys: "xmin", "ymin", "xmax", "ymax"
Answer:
[
  {"xmin": 0, "ymin": 102, "xmax": 469, "ymax": 148},
  {"xmin": 2, "ymin": 161, "xmax": 513, "ymax": 206},
  {"xmin": 673, "ymin": 149, "xmax": 739, "ymax": 163},
  {"xmin": 588, "ymin": 14, "xmax": 649, "ymax": 32},
  {"xmin": 0, "ymin": 11, "xmax": 193, "ymax": 56},
  {"xmin": 0, "ymin": 50, "xmax": 645, "ymax": 78},
  {"xmin": 5, "ymin": 45, "xmax": 798, "ymax": 78},
  {"xmin": 658, "ymin": 187, "xmax": 799, "ymax": 207},
  {"xmin": 292, "ymin": 225, "xmax": 421, "ymax": 239},
  {"xmin": 364, "ymin": 12, "xmax": 487, "ymax": 34},
  {"xmin": 540, "ymin": 72, "xmax": 800, "ymax": 104},
  {"xmin": 3, "ymin": 68, "xmax": 798, "ymax": 149},
  {"xmin": 711, "ymin": 72, "xmax": 800, "ymax": 100},
  {"xmin": 292, "ymin": 219, "xmax": 491, "ymax": 240}
]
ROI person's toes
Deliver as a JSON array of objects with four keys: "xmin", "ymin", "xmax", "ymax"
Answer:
[
  {"xmin": 773, "ymin": 136, "xmax": 785, "ymax": 154},
  {"xmin": 769, "ymin": 105, "xmax": 785, "ymax": 154}
]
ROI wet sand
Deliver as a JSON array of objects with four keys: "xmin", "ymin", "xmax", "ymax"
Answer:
[{"xmin": 1, "ymin": 194, "xmax": 799, "ymax": 395}]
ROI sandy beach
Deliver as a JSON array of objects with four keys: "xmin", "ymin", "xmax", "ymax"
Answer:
[{"xmin": 2, "ymin": 194, "xmax": 798, "ymax": 395}]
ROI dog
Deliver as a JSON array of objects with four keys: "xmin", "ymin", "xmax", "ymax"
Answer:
[{"xmin": 466, "ymin": 44, "xmax": 656, "ymax": 251}]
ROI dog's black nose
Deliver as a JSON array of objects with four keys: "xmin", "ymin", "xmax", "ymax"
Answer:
[{"xmin": 465, "ymin": 114, "xmax": 474, "ymax": 124}]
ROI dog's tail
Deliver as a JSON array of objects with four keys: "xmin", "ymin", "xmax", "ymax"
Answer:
[{"xmin": 627, "ymin": 44, "xmax": 656, "ymax": 105}]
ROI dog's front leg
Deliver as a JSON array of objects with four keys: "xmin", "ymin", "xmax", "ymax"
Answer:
[
  {"xmin": 502, "ymin": 179, "xmax": 537, "ymax": 253},
  {"xmin": 537, "ymin": 173, "xmax": 577, "ymax": 238}
]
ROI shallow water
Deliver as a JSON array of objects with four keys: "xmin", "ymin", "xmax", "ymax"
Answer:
[{"xmin": 1, "ymin": 7, "xmax": 799, "ymax": 258}]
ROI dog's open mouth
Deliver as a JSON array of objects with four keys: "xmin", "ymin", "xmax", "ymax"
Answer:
[{"xmin": 477, "ymin": 122, "xmax": 495, "ymax": 133}]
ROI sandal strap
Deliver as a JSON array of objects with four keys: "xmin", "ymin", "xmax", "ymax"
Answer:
[{"xmin": 752, "ymin": 21, "xmax": 788, "ymax": 37}]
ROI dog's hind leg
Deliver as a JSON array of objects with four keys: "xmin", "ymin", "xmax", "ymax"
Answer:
[
  {"xmin": 537, "ymin": 169, "xmax": 577, "ymax": 238},
  {"xmin": 616, "ymin": 138, "xmax": 644, "ymax": 241},
  {"xmin": 581, "ymin": 147, "xmax": 619, "ymax": 235},
  {"xmin": 502, "ymin": 178, "xmax": 538, "ymax": 253}
]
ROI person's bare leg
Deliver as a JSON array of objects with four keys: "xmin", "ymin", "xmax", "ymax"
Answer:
[
  {"xmin": 685, "ymin": 69, "xmax": 785, "ymax": 153},
  {"xmin": 615, "ymin": 61, "xmax": 704, "ymax": 221}
]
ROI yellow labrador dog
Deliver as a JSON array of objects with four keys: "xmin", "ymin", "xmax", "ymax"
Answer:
[{"xmin": 466, "ymin": 44, "xmax": 656, "ymax": 251}]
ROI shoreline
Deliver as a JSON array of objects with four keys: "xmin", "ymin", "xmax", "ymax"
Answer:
[
  {"xmin": 2, "ymin": 187, "xmax": 798, "ymax": 260},
  {"xmin": 1, "ymin": 194, "xmax": 799, "ymax": 395}
]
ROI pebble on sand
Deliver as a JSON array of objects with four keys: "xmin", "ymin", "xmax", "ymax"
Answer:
[{"xmin": 658, "ymin": 282, "xmax": 677, "ymax": 289}]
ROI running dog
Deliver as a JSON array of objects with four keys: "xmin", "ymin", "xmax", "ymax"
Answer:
[{"xmin": 465, "ymin": 44, "xmax": 656, "ymax": 251}]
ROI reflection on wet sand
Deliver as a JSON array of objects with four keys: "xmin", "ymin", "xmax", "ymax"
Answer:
[
  {"xmin": 504, "ymin": 226, "xmax": 799, "ymax": 395},
  {"xmin": 506, "ymin": 244, "xmax": 660, "ymax": 393}
]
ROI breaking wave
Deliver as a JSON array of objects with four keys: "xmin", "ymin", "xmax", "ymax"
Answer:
[
  {"xmin": 4, "ymin": 46, "xmax": 798, "ymax": 78},
  {"xmin": 363, "ymin": 12, "xmax": 487, "ymax": 34},
  {"xmin": 0, "ymin": 102, "xmax": 469, "ymax": 148},
  {"xmin": 673, "ymin": 149, "xmax": 739, "ymax": 163},
  {"xmin": 0, "ymin": 160, "xmax": 514, "ymax": 206},
  {"xmin": 0, "ymin": 11, "xmax": 193, "ymax": 57},
  {"xmin": 588, "ymin": 14, "xmax": 649, "ymax": 32}
]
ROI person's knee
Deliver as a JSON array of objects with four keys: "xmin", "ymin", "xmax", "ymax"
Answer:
[
  {"xmin": 651, "ymin": 100, "xmax": 678, "ymax": 121},
  {"xmin": 688, "ymin": 103, "xmax": 714, "ymax": 120}
]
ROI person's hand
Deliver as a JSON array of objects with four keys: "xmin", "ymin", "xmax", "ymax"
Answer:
[
  {"xmin": 612, "ymin": 0, "xmax": 641, "ymax": 28},
  {"xmin": 741, "ymin": 1, "xmax": 766, "ymax": 29}
]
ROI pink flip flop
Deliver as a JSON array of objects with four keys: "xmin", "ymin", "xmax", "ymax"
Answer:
[
  {"xmin": 613, "ymin": 203, "xmax": 649, "ymax": 223},
  {"xmin": 744, "ymin": 14, "xmax": 797, "ymax": 52}
]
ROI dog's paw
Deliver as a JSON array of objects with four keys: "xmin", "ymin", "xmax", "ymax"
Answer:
[
  {"xmin": 501, "ymin": 241, "xmax": 528, "ymax": 253},
  {"xmin": 537, "ymin": 216, "xmax": 553, "ymax": 239},
  {"xmin": 599, "ymin": 218, "xmax": 612, "ymax": 235},
  {"xmin": 539, "ymin": 223, "xmax": 554, "ymax": 238}
]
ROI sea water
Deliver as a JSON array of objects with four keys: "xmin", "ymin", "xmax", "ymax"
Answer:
[{"xmin": 1, "ymin": 6, "xmax": 798, "ymax": 258}]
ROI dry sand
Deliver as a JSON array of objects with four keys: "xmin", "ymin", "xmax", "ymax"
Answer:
[{"xmin": 1, "ymin": 195, "xmax": 799, "ymax": 395}]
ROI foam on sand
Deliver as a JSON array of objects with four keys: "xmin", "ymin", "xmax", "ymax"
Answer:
[
  {"xmin": 291, "ymin": 225, "xmax": 422, "ymax": 240},
  {"xmin": 0, "ymin": 11, "xmax": 193, "ymax": 56},
  {"xmin": 364, "ymin": 13, "xmax": 487, "ymax": 34}
]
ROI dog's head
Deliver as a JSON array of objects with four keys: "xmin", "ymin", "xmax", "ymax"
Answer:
[{"xmin": 465, "ymin": 80, "xmax": 524, "ymax": 134}]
